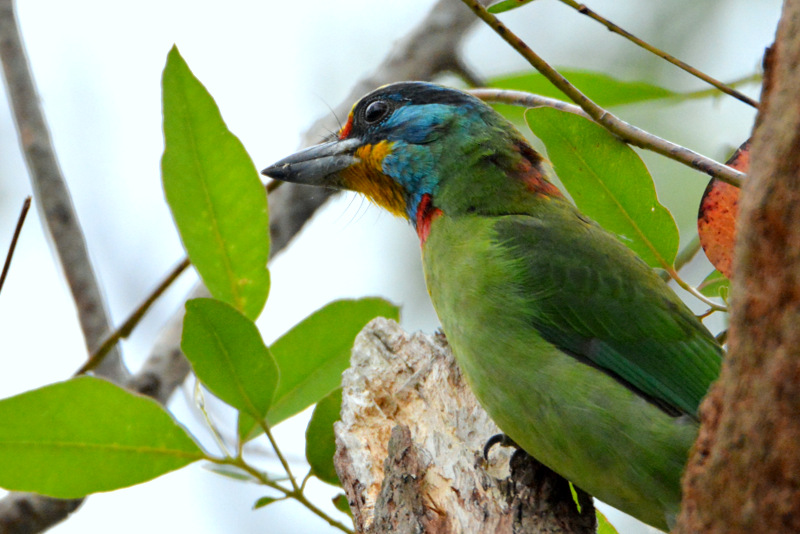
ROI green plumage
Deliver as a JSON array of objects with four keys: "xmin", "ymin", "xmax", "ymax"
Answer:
[
  {"xmin": 423, "ymin": 205, "xmax": 714, "ymax": 529},
  {"xmin": 262, "ymin": 81, "xmax": 724, "ymax": 530}
]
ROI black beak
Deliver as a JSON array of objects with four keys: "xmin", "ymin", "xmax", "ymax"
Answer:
[{"xmin": 261, "ymin": 138, "xmax": 362, "ymax": 187}]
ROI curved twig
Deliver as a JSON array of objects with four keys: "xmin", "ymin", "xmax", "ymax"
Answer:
[
  {"xmin": 556, "ymin": 0, "xmax": 759, "ymax": 108},
  {"xmin": 470, "ymin": 88, "xmax": 743, "ymax": 185},
  {"xmin": 460, "ymin": 0, "xmax": 745, "ymax": 188}
]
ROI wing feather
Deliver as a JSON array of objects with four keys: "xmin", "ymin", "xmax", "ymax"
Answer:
[{"xmin": 494, "ymin": 209, "xmax": 722, "ymax": 417}]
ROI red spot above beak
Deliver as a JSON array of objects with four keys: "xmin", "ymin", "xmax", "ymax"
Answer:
[
  {"xmin": 339, "ymin": 114, "xmax": 353, "ymax": 140},
  {"xmin": 416, "ymin": 194, "xmax": 442, "ymax": 246}
]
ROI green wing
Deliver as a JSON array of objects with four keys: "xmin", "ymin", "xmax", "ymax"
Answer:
[{"xmin": 494, "ymin": 207, "xmax": 722, "ymax": 417}]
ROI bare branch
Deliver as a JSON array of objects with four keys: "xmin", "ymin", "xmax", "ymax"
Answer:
[
  {"xmin": 556, "ymin": 0, "xmax": 759, "ymax": 108},
  {"xmin": 0, "ymin": 0, "xmax": 126, "ymax": 378},
  {"xmin": 0, "ymin": 0, "xmax": 131, "ymax": 527},
  {"xmin": 470, "ymin": 88, "xmax": 743, "ymax": 184},
  {"xmin": 460, "ymin": 0, "xmax": 745, "ymax": 188}
]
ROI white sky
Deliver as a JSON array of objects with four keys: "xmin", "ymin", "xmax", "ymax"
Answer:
[{"xmin": 0, "ymin": 1, "xmax": 781, "ymax": 532}]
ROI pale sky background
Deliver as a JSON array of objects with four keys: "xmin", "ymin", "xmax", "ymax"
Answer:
[{"xmin": 0, "ymin": 1, "xmax": 781, "ymax": 532}]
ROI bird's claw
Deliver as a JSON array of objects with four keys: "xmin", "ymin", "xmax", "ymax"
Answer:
[{"xmin": 483, "ymin": 433, "xmax": 520, "ymax": 460}]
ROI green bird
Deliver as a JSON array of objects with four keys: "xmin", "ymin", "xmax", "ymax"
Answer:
[{"xmin": 262, "ymin": 82, "xmax": 722, "ymax": 530}]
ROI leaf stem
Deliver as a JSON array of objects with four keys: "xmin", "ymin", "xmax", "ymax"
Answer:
[
  {"xmin": 664, "ymin": 265, "xmax": 727, "ymax": 312},
  {"xmin": 555, "ymin": 0, "xmax": 759, "ymax": 108},
  {"xmin": 259, "ymin": 419, "xmax": 300, "ymax": 493},
  {"xmin": 290, "ymin": 488, "xmax": 354, "ymax": 534},
  {"xmin": 194, "ymin": 382, "xmax": 234, "ymax": 458},
  {"xmin": 0, "ymin": 196, "xmax": 31, "ymax": 295},
  {"xmin": 470, "ymin": 88, "xmax": 744, "ymax": 187},
  {"xmin": 459, "ymin": 0, "xmax": 745, "ymax": 188},
  {"xmin": 674, "ymin": 234, "xmax": 702, "ymax": 273},
  {"xmin": 678, "ymin": 73, "xmax": 762, "ymax": 102},
  {"xmin": 211, "ymin": 456, "xmax": 354, "ymax": 534},
  {"xmin": 300, "ymin": 471, "xmax": 313, "ymax": 493}
]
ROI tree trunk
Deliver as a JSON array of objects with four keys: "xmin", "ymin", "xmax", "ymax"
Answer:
[
  {"xmin": 676, "ymin": 1, "xmax": 800, "ymax": 531},
  {"xmin": 334, "ymin": 318, "xmax": 596, "ymax": 534}
]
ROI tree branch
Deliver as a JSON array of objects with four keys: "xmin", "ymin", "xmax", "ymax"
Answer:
[
  {"xmin": 470, "ymin": 88, "xmax": 743, "ymax": 185},
  {"xmin": 0, "ymin": 0, "xmax": 130, "ymax": 528},
  {"xmin": 0, "ymin": 0, "xmax": 126, "ymax": 379},
  {"xmin": 459, "ymin": 0, "xmax": 745, "ymax": 188},
  {"xmin": 676, "ymin": 1, "xmax": 800, "ymax": 531},
  {"xmin": 555, "ymin": 0, "xmax": 759, "ymax": 108}
]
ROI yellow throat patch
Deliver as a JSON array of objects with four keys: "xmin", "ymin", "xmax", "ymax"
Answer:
[{"xmin": 341, "ymin": 140, "xmax": 407, "ymax": 218}]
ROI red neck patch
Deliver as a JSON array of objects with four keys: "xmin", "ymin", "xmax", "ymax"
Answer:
[{"xmin": 415, "ymin": 194, "xmax": 442, "ymax": 246}]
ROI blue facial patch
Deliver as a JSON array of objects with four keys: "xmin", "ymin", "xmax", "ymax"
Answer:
[
  {"xmin": 383, "ymin": 104, "xmax": 460, "ymax": 144},
  {"xmin": 378, "ymin": 102, "xmax": 474, "ymax": 220}
]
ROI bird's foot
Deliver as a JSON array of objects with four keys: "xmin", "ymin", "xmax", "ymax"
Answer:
[{"xmin": 483, "ymin": 433, "xmax": 520, "ymax": 460}]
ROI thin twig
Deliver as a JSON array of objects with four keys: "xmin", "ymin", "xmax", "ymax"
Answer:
[
  {"xmin": 211, "ymin": 456, "xmax": 354, "ymax": 534},
  {"xmin": 460, "ymin": 0, "xmax": 745, "ymax": 188},
  {"xmin": 75, "ymin": 257, "xmax": 191, "ymax": 375},
  {"xmin": 471, "ymin": 88, "xmax": 742, "ymax": 186},
  {"xmin": 299, "ymin": 471, "xmax": 313, "ymax": 493},
  {"xmin": 194, "ymin": 382, "xmax": 234, "ymax": 458},
  {"xmin": 556, "ymin": 0, "xmax": 760, "ymax": 108},
  {"xmin": 0, "ymin": 196, "xmax": 31, "ymax": 294},
  {"xmin": 259, "ymin": 420, "xmax": 300, "ymax": 493},
  {"xmin": 674, "ymin": 234, "xmax": 702, "ymax": 272},
  {"xmin": 677, "ymin": 73, "xmax": 762, "ymax": 102},
  {"xmin": 665, "ymin": 265, "xmax": 727, "ymax": 312},
  {"xmin": 472, "ymin": 88, "xmax": 593, "ymax": 117},
  {"xmin": 0, "ymin": 0, "xmax": 126, "ymax": 379}
]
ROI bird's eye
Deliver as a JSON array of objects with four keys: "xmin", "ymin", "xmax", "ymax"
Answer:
[{"xmin": 364, "ymin": 100, "xmax": 390, "ymax": 124}]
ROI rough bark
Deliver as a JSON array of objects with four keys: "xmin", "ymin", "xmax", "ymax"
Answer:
[
  {"xmin": 676, "ymin": 1, "xmax": 800, "ymax": 531},
  {"xmin": 335, "ymin": 318, "xmax": 596, "ymax": 534}
]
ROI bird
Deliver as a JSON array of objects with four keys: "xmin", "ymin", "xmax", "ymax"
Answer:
[{"xmin": 262, "ymin": 81, "xmax": 723, "ymax": 531}]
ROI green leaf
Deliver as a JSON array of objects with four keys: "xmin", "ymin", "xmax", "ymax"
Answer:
[
  {"xmin": 267, "ymin": 298, "xmax": 398, "ymax": 426},
  {"xmin": 239, "ymin": 298, "xmax": 399, "ymax": 440},
  {"xmin": 305, "ymin": 388, "xmax": 342, "ymax": 487},
  {"xmin": 161, "ymin": 45, "xmax": 270, "ymax": 320},
  {"xmin": 203, "ymin": 463, "xmax": 260, "ymax": 483},
  {"xmin": 332, "ymin": 493, "xmax": 353, "ymax": 518},
  {"xmin": 488, "ymin": 0, "xmax": 537, "ymax": 14},
  {"xmin": 489, "ymin": 69, "xmax": 676, "ymax": 108},
  {"xmin": 525, "ymin": 107, "xmax": 679, "ymax": 267},
  {"xmin": 182, "ymin": 298, "xmax": 279, "ymax": 420},
  {"xmin": 699, "ymin": 270, "xmax": 730, "ymax": 300},
  {"xmin": 568, "ymin": 481, "xmax": 582, "ymax": 513},
  {"xmin": 0, "ymin": 377, "xmax": 204, "ymax": 497},
  {"xmin": 596, "ymin": 509, "xmax": 621, "ymax": 534},
  {"xmin": 253, "ymin": 496, "xmax": 283, "ymax": 509}
]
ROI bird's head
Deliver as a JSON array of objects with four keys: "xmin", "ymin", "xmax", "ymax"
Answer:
[{"xmin": 262, "ymin": 82, "xmax": 561, "ymax": 239}]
